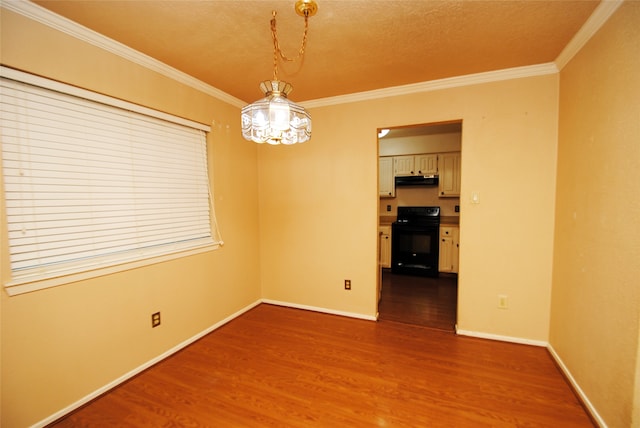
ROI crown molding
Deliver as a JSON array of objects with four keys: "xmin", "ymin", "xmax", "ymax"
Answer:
[
  {"xmin": 301, "ymin": 63, "xmax": 559, "ymax": 109},
  {"xmin": 302, "ymin": 0, "xmax": 623, "ymax": 110},
  {"xmin": 555, "ymin": 0, "xmax": 624, "ymax": 70},
  {"xmin": 1, "ymin": 0, "xmax": 246, "ymax": 109},
  {"xmin": 3, "ymin": 0, "xmax": 621, "ymax": 111}
]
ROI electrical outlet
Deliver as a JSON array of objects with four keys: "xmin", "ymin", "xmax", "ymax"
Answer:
[
  {"xmin": 498, "ymin": 295, "xmax": 508, "ymax": 309},
  {"xmin": 344, "ymin": 279, "xmax": 351, "ymax": 290},
  {"xmin": 386, "ymin": 205, "xmax": 392, "ymax": 212},
  {"xmin": 151, "ymin": 312, "xmax": 161, "ymax": 327}
]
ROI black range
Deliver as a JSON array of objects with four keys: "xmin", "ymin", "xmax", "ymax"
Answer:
[{"xmin": 391, "ymin": 206, "xmax": 440, "ymax": 277}]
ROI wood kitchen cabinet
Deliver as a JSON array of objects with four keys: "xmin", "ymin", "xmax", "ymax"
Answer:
[
  {"xmin": 415, "ymin": 154, "xmax": 438, "ymax": 175},
  {"xmin": 379, "ymin": 153, "xmax": 455, "ymax": 199},
  {"xmin": 438, "ymin": 225, "xmax": 459, "ymax": 273},
  {"xmin": 394, "ymin": 154, "xmax": 438, "ymax": 176},
  {"xmin": 379, "ymin": 225, "xmax": 391, "ymax": 268},
  {"xmin": 393, "ymin": 155, "xmax": 415, "ymax": 176},
  {"xmin": 379, "ymin": 157, "xmax": 395, "ymax": 198},
  {"xmin": 438, "ymin": 152, "xmax": 461, "ymax": 197}
]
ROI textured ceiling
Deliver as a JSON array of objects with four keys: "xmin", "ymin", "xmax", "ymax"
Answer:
[{"xmin": 32, "ymin": 0, "xmax": 600, "ymax": 103}]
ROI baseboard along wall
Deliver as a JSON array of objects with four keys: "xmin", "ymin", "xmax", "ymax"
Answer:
[{"xmin": 34, "ymin": 301, "xmax": 604, "ymax": 428}]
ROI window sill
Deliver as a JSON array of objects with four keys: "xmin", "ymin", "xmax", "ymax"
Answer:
[{"xmin": 3, "ymin": 243, "xmax": 221, "ymax": 296}]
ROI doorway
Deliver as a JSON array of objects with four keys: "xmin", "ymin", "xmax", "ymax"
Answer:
[
  {"xmin": 378, "ymin": 272, "xmax": 457, "ymax": 331},
  {"xmin": 377, "ymin": 122, "xmax": 461, "ymax": 331}
]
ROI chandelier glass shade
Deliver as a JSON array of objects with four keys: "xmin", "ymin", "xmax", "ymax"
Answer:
[
  {"xmin": 241, "ymin": 0, "xmax": 317, "ymax": 146},
  {"xmin": 241, "ymin": 80, "xmax": 311, "ymax": 145}
]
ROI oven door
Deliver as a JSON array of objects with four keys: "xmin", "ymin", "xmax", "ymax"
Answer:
[{"xmin": 391, "ymin": 223, "xmax": 440, "ymax": 277}]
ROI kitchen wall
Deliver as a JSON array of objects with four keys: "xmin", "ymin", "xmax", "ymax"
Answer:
[
  {"xmin": 380, "ymin": 187, "xmax": 460, "ymax": 218},
  {"xmin": 0, "ymin": 8, "xmax": 261, "ymax": 427},
  {"xmin": 379, "ymin": 131, "xmax": 461, "ymax": 156},
  {"xmin": 550, "ymin": 2, "xmax": 640, "ymax": 427},
  {"xmin": 379, "ymin": 130, "xmax": 462, "ymax": 217}
]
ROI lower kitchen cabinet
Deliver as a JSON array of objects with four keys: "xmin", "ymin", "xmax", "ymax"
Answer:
[
  {"xmin": 438, "ymin": 225, "xmax": 459, "ymax": 273},
  {"xmin": 379, "ymin": 225, "xmax": 391, "ymax": 268}
]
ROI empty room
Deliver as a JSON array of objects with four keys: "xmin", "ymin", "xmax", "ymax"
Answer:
[{"xmin": 1, "ymin": 1, "xmax": 638, "ymax": 426}]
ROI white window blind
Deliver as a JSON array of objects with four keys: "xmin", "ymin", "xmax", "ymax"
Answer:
[{"xmin": 1, "ymin": 70, "xmax": 219, "ymax": 294}]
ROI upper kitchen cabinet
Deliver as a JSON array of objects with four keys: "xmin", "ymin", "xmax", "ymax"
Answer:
[
  {"xmin": 393, "ymin": 155, "xmax": 414, "ymax": 176},
  {"xmin": 378, "ymin": 122, "xmax": 462, "ymax": 199},
  {"xmin": 439, "ymin": 152, "xmax": 461, "ymax": 197},
  {"xmin": 379, "ymin": 157, "xmax": 395, "ymax": 198},
  {"xmin": 416, "ymin": 154, "xmax": 438, "ymax": 175},
  {"xmin": 394, "ymin": 154, "xmax": 438, "ymax": 176}
]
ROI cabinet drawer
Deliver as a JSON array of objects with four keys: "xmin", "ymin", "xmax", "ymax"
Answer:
[{"xmin": 440, "ymin": 226, "xmax": 455, "ymax": 237}]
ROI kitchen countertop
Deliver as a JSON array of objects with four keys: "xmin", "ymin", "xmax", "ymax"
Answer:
[
  {"xmin": 440, "ymin": 216, "xmax": 460, "ymax": 226},
  {"xmin": 379, "ymin": 216, "xmax": 396, "ymax": 225}
]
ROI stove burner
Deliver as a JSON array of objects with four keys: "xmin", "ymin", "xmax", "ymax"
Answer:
[{"xmin": 395, "ymin": 206, "xmax": 440, "ymax": 226}]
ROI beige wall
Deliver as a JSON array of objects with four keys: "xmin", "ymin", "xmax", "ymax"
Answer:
[
  {"xmin": 0, "ymin": 10, "xmax": 262, "ymax": 427},
  {"xmin": 259, "ymin": 75, "xmax": 559, "ymax": 341},
  {"xmin": 550, "ymin": 2, "xmax": 640, "ymax": 427}
]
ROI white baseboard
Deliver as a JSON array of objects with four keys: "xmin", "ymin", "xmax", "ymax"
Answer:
[
  {"xmin": 456, "ymin": 329, "xmax": 548, "ymax": 347},
  {"xmin": 261, "ymin": 299, "xmax": 378, "ymax": 321},
  {"xmin": 37, "ymin": 303, "xmax": 602, "ymax": 428},
  {"xmin": 456, "ymin": 331, "xmax": 605, "ymax": 426},
  {"xmin": 547, "ymin": 344, "xmax": 606, "ymax": 427},
  {"xmin": 33, "ymin": 299, "xmax": 263, "ymax": 428}
]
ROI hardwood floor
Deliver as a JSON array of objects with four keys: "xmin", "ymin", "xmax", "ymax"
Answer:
[
  {"xmin": 378, "ymin": 270, "xmax": 458, "ymax": 331},
  {"xmin": 52, "ymin": 304, "xmax": 594, "ymax": 427}
]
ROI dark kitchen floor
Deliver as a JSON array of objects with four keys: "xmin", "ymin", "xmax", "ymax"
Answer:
[{"xmin": 378, "ymin": 270, "xmax": 458, "ymax": 331}]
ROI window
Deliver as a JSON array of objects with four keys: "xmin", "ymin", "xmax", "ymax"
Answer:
[{"xmin": 1, "ymin": 67, "xmax": 220, "ymax": 295}]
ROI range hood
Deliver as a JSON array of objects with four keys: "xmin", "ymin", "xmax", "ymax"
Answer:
[{"xmin": 395, "ymin": 175, "xmax": 439, "ymax": 186}]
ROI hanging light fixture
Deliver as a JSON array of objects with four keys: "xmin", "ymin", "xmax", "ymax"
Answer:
[{"xmin": 241, "ymin": 0, "xmax": 318, "ymax": 145}]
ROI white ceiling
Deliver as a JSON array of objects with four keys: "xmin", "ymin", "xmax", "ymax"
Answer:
[{"xmin": 31, "ymin": 0, "xmax": 600, "ymax": 104}]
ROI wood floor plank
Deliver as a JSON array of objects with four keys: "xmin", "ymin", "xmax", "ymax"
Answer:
[
  {"xmin": 51, "ymin": 304, "xmax": 594, "ymax": 427},
  {"xmin": 378, "ymin": 271, "xmax": 458, "ymax": 331}
]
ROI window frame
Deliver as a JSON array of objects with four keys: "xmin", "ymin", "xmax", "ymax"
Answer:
[{"xmin": 0, "ymin": 66, "xmax": 220, "ymax": 296}]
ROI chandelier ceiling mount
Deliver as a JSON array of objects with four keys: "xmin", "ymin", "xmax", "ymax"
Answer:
[{"xmin": 294, "ymin": 0, "xmax": 318, "ymax": 18}]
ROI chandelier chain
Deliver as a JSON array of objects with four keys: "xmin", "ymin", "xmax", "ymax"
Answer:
[{"xmin": 270, "ymin": 11, "xmax": 310, "ymax": 81}]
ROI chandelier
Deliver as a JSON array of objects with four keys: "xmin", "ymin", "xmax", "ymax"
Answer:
[{"xmin": 241, "ymin": 0, "xmax": 317, "ymax": 145}]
